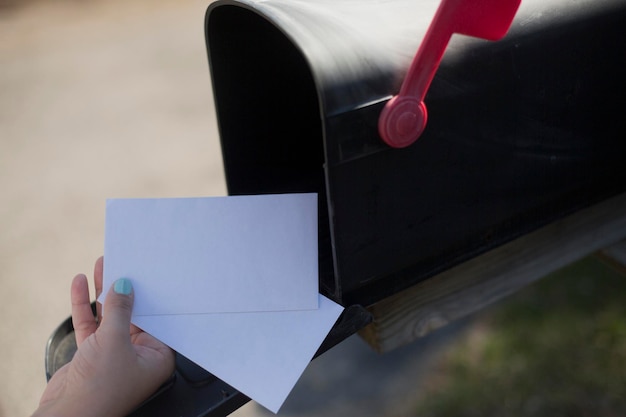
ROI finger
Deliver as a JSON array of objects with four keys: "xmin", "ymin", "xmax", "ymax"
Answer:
[
  {"xmin": 94, "ymin": 256, "xmax": 103, "ymax": 322},
  {"xmin": 71, "ymin": 274, "xmax": 97, "ymax": 346},
  {"xmin": 100, "ymin": 278, "xmax": 134, "ymax": 342}
]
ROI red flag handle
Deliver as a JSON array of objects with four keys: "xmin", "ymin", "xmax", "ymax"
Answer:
[{"xmin": 378, "ymin": 0, "xmax": 521, "ymax": 148}]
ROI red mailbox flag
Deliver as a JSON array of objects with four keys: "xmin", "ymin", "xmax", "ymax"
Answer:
[{"xmin": 379, "ymin": 0, "xmax": 521, "ymax": 148}]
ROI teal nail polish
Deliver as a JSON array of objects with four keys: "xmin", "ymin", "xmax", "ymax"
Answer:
[{"xmin": 114, "ymin": 278, "xmax": 132, "ymax": 295}]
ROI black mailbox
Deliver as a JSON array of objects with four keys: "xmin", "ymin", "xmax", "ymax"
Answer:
[
  {"xmin": 44, "ymin": 2, "xmax": 626, "ymax": 416},
  {"xmin": 206, "ymin": 0, "xmax": 626, "ymax": 307}
]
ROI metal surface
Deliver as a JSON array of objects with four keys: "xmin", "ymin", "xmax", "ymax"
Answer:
[
  {"xmin": 45, "ymin": 303, "xmax": 372, "ymax": 417},
  {"xmin": 206, "ymin": 0, "xmax": 626, "ymax": 307}
]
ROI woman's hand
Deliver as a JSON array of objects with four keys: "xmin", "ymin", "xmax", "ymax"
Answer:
[{"xmin": 33, "ymin": 257, "xmax": 175, "ymax": 417}]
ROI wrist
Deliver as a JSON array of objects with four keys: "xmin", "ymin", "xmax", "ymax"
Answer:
[
  {"xmin": 32, "ymin": 400, "xmax": 83, "ymax": 417},
  {"xmin": 32, "ymin": 395, "xmax": 116, "ymax": 417}
]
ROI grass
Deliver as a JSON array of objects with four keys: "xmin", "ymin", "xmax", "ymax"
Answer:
[{"xmin": 413, "ymin": 255, "xmax": 626, "ymax": 417}]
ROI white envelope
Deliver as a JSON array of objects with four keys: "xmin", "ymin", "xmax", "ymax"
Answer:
[
  {"xmin": 100, "ymin": 193, "xmax": 343, "ymax": 413},
  {"xmin": 102, "ymin": 193, "xmax": 319, "ymax": 315},
  {"xmin": 133, "ymin": 294, "xmax": 343, "ymax": 413}
]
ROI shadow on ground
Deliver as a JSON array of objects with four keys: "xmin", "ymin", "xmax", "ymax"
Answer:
[{"xmin": 233, "ymin": 320, "xmax": 470, "ymax": 417}]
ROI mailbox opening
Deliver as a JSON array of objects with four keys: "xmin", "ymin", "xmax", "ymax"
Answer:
[{"xmin": 206, "ymin": 7, "xmax": 338, "ymax": 298}]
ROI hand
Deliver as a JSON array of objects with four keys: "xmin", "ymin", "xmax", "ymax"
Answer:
[{"xmin": 33, "ymin": 257, "xmax": 176, "ymax": 417}]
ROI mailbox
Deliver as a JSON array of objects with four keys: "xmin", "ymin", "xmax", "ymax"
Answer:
[
  {"xmin": 44, "ymin": 1, "xmax": 626, "ymax": 416},
  {"xmin": 206, "ymin": 0, "xmax": 626, "ymax": 307}
]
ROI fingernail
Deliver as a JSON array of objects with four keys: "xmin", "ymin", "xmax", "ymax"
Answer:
[{"xmin": 114, "ymin": 278, "xmax": 133, "ymax": 295}]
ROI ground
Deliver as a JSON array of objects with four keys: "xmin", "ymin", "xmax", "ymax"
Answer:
[{"xmin": 1, "ymin": 1, "xmax": 223, "ymax": 415}]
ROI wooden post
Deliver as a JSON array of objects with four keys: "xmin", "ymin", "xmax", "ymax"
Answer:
[{"xmin": 359, "ymin": 192, "xmax": 626, "ymax": 353}]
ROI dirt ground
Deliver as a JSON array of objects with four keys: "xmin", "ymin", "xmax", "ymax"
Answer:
[
  {"xmin": 1, "ymin": 2, "xmax": 462, "ymax": 416},
  {"xmin": 1, "ymin": 1, "xmax": 225, "ymax": 415}
]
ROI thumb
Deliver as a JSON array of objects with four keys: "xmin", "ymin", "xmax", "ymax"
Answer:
[{"xmin": 100, "ymin": 278, "xmax": 134, "ymax": 338}]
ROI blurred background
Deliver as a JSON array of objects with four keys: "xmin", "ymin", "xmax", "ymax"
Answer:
[
  {"xmin": 1, "ymin": 1, "xmax": 625, "ymax": 417},
  {"xmin": 1, "ymin": 0, "xmax": 224, "ymax": 415}
]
